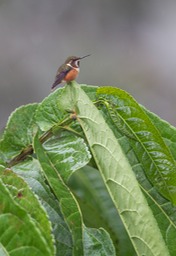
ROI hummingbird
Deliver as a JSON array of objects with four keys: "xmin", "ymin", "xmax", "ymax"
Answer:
[{"xmin": 51, "ymin": 54, "xmax": 90, "ymax": 90}]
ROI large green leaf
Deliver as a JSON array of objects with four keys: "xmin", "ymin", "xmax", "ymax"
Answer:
[
  {"xmin": 96, "ymin": 87, "xmax": 176, "ymax": 205},
  {"xmin": 142, "ymin": 106, "xmax": 176, "ymax": 160},
  {"xmin": 0, "ymin": 104, "xmax": 38, "ymax": 162},
  {"xmin": 106, "ymin": 125, "xmax": 176, "ymax": 256},
  {"xmin": 92, "ymin": 86, "xmax": 176, "ymax": 255},
  {"xmin": 69, "ymin": 166, "xmax": 136, "ymax": 256},
  {"xmin": 0, "ymin": 166, "xmax": 54, "ymax": 256},
  {"xmin": 59, "ymin": 82, "xmax": 170, "ymax": 256},
  {"xmin": 33, "ymin": 134, "xmax": 85, "ymax": 255},
  {"xmin": 11, "ymin": 158, "xmax": 72, "ymax": 256},
  {"xmin": 42, "ymin": 132, "xmax": 91, "ymax": 181},
  {"xmin": 0, "ymin": 169, "xmax": 54, "ymax": 254},
  {"xmin": 35, "ymin": 88, "xmax": 66, "ymax": 131}
]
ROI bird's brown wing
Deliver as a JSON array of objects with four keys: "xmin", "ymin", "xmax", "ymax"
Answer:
[{"xmin": 51, "ymin": 65, "xmax": 71, "ymax": 90}]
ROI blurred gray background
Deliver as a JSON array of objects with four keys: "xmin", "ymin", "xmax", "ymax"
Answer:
[{"xmin": 1, "ymin": 0, "xmax": 176, "ymax": 131}]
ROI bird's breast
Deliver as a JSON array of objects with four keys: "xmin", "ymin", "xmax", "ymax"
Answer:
[{"xmin": 64, "ymin": 68, "xmax": 79, "ymax": 82}]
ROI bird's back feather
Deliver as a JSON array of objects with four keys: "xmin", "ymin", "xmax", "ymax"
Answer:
[{"xmin": 51, "ymin": 65, "xmax": 71, "ymax": 89}]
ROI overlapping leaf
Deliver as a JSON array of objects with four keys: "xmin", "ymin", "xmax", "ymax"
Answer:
[
  {"xmin": 143, "ymin": 106, "xmax": 176, "ymax": 160},
  {"xmin": 96, "ymin": 86, "xmax": 176, "ymax": 205},
  {"xmin": 107, "ymin": 129, "xmax": 176, "ymax": 255},
  {"xmin": 34, "ymin": 130, "xmax": 90, "ymax": 255},
  {"xmin": 0, "ymin": 166, "xmax": 54, "ymax": 256},
  {"xmin": 42, "ymin": 132, "xmax": 91, "ymax": 181},
  {"xmin": 11, "ymin": 158, "xmax": 72, "ymax": 255},
  {"xmin": 35, "ymin": 88, "xmax": 66, "ymax": 131},
  {"xmin": 69, "ymin": 166, "xmax": 136, "ymax": 256},
  {"xmin": 0, "ymin": 104, "xmax": 38, "ymax": 161},
  {"xmin": 58, "ymin": 82, "xmax": 170, "ymax": 256}
]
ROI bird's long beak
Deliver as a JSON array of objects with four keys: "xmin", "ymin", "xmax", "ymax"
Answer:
[{"xmin": 79, "ymin": 54, "xmax": 91, "ymax": 60}]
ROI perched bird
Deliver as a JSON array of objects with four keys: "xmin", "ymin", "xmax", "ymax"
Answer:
[{"xmin": 51, "ymin": 54, "xmax": 90, "ymax": 90}]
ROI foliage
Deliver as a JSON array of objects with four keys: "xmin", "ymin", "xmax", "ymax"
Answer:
[{"xmin": 1, "ymin": 81, "xmax": 176, "ymax": 255}]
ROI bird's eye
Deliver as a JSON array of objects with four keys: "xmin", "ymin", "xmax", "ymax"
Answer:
[{"xmin": 76, "ymin": 60, "xmax": 80, "ymax": 66}]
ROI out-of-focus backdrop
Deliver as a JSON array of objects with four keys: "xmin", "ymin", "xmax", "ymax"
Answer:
[{"xmin": 1, "ymin": 0, "xmax": 176, "ymax": 131}]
